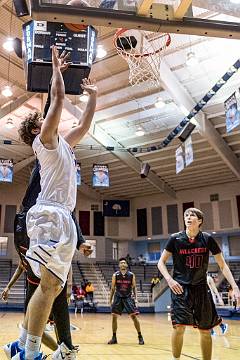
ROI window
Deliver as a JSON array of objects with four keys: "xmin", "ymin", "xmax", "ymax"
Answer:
[
  {"xmin": 0, "ymin": 237, "xmax": 8, "ymax": 256},
  {"xmin": 113, "ymin": 242, "xmax": 118, "ymax": 260}
]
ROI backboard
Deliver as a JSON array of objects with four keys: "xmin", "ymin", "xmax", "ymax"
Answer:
[{"xmin": 30, "ymin": 0, "xmax": 240, "ymax": 39}]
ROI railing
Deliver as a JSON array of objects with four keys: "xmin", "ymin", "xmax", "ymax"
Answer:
[{"xmin": 89, "ymin": 263, "xmax": 109, "ymax": 303}]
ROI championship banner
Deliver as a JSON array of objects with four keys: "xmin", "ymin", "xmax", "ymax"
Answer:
[
  {"xmin": 224, "ymin": 91, "xmax": 240, "ymax": 133},
  {"xmin": 176, "ymin": 146, "xmax": 184, "ymax": 174},
  {"xmin": 76, "ymin": 163, "xmax": 81, "ymax": 186},
  {"xmin": 0, "ymin": 159, "xmax": 13, "ymax": 183},
  {"xmin": 185, "ymin": 136, "xmax": 194, "ymax": 167},
  {"xmin": 92, "ymin": 164, "xmax": 110, "ymax": 187}
]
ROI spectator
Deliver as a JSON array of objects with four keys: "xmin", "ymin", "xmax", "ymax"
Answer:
[
  {"xmin": 137, "ymin": 254, "xmax": 146, "ymax": 265},
  {"xmin": 85, "ymin": 281, "xmax": 94, "ymax": 302},
  {"xmin": 151, "ymin": 274, "xmax": 160, "ymax": 292},
  {"xmin": 75, "ymin": 285, "xmax": 86, "ymax": 316},
  {"xmin": 228, "ymin": 285, "xmax": 237, "ymax": 310}
]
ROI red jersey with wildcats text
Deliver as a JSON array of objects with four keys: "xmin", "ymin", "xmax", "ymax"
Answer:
[
  {"xmin": 165, "ymin": 231, "xmax": 221, "ymax": 285},
  {"xmin": 115, "ymin": 270, "xmax": 133, "ymax": 298}
]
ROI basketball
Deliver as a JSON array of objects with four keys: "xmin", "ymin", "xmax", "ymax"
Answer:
[
  {"xmin": 67, "ymin": 0, "xmax": 89, "ymax": 6},
  {"xmin": 64, "ymin": 23, "xmax": 88, "ymax": 31},
  {"xmin": 65, "ymin": 0, "xmax": 89, "ymax": 31}
]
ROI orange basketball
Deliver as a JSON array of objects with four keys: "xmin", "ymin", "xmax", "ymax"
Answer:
[{"xmin": 64, "ymin": 23, "xmax": 88, "ymax": 32}]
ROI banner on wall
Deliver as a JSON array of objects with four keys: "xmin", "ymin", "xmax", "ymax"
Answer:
[
  {"xmin": 92, "ymin": 164, "xmax": 110, "ymax": 187},
  {"xmin": 0, "ymin": 159, "xmax": 13, "ymax": 183},
  {"xmin": 224, "ymin": 91, "xmax": 240, "ymax": 133},
  {"xmin": 76, "ymin": 163, "xmax": 81, "ymax": 186},
  {"xmin": 185, "ymin": 136, "xmax": 194, "ymax": 167},
  {"xmin": 176, "ymin": 146, "xmax": 184, "ymax": 174}
]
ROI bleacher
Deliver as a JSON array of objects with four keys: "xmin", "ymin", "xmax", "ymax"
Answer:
[{"xmin": 0, "ymin": 260, "xmax": 25, "ymax": 308}]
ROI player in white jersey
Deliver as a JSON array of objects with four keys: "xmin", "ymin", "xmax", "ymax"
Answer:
[{"xmin": 11, "ymin": 46, "xmax": 97, "ymax": 360}]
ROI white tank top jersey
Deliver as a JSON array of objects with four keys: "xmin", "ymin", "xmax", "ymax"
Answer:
[{"xmin": 32, "ymin": 134, "xmax": 77, "ymax": 212}]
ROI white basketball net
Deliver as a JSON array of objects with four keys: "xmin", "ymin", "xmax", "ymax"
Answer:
[{"xmin": 114, "ymin": 29, "xmax": 171, "ymax": 89}]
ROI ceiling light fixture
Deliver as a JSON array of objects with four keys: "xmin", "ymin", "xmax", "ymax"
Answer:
[
  {"xmin": 5, "ymin": 118, "xmax": 14, "ymax": 129},
  {"xmin": 96, "ymin": 44, "xmax": 107, "ymax": 59},
  {"xmin": 155, "ymin": 97, "xmax": 166, "ymax": 109},
  {"xmin": 230, "ymin": 0, "xmax": 240, "ymax": 4},
  {"xmin": 135, "ymin": 126, "xmax": 145, "ymax": 136},
  {"xmin": 186, "ymin": 51, "xmax": 199, "ymax": 67},
  {"xmin": 2, "ymin": 85, "xmax": 13, "ymax": 97},
  {"xmin": 3, "ymin": 38, "xmax": 14, "ymax": 52}
]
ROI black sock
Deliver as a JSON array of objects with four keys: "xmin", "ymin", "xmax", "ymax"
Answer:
[
  {"xmin": 52, "ymin": 284, "xmax": 74, "ymax": 350},
  {"xmin": 113, "ymin": 333, "xmax": 117, "ymax": 337},
  {"xmin": 138, "ymin": 332, "xmax": 142, "ymax": 337}
]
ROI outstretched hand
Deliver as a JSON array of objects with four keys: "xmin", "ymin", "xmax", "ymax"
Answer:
[
  {"xmin": 79, "ymin": 243, "xmax": 93, "ymax": 257},
  {"xmin": 81, "ymin": 78, "xmax": 98, "ymax": 95},
  {"xmin": 52, "ymin": 46, "xmax": 72, "ymax": 72},
  {"xmin": 1, "ymin": 287, "xmax": 9, "ymax": 301}
]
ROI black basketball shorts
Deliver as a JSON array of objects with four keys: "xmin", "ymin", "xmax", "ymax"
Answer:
[
  {"xmin": 112, "ymin": 294, "xmax": 139, "ymax": 316},
  {"xmin": 171, "ymin": 283, "xmax": 222, "ymax": 330}
]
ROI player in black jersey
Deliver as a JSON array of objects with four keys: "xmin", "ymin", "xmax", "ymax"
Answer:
[
  {"xmin": 108, "ymin": 258, "xmax": 144, "ymax": 345},
  {"xmin": 158, "ymin": 207, "xmax": 240, "ymax": 360}
]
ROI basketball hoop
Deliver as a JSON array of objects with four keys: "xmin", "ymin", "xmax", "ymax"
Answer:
[{"xmin": 113, "ymin": 28, "xmax": 171, "ymax": 89}]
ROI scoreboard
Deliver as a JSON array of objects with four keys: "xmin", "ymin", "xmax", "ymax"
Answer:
[{"xmin": 22, "ymin": 20, "xmax": 97, "ymax": 94}]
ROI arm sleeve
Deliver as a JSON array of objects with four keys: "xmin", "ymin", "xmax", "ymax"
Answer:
[
  {"xmin": 165, "ymin": 235, "xmax": 175, "ymax": 253},
  {"xmin": 207, "ymin": 235, "xmax": 222, "ymax": 255}
]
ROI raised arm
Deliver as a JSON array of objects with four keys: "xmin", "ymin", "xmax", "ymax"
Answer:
[
  {"xmin": 64, "ymin": 78, "xmax": 97, "ymax": 148},
  {"xmin": 40, "ymin": 47, "xmax": 70, "ymax": 149},
  {"xmin": 158, "ymin": 250, "xmax": 183, "ymax": 295}
]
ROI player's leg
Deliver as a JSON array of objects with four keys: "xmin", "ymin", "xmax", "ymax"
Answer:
[
  {"xmin": 24, "ymin": 266, "xmax": 62, "ymax": 359},
  {"xmin": 194, "ymin": 284, "xmax": 222, "ymax": 360},
  {"xmin": 170, "ymin": 286, "xmax": 194, "ymax": 359},
  {"xmin": 124, "ymin": 297, "xmax": 144, "ymax": 345},
  {"xmin": 199, "ymin": 329, "xmax": 212, "ymax": 360},
  {"xmin": 108, "ymin": 314, "xmax": 118, "ymax": 344},
  {"xmin": 171, "ymin": 326, "xmax": 186, "ymax": 359}
]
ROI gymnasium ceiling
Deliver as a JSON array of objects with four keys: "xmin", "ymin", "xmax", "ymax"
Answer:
[{"xmin": 1, "ymin": 0, "xmax": 240, "ymax": 200}]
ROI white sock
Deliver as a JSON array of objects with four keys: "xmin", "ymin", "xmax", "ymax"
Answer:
[
  {"xmin": 25, "ymin": 334, "xmax": 41, "ymax": 358},
  {"xmin": 172, "ymin": 357, "xmax": 180, "ymax": 360},
  {"xmin": 18, "ymin": 327, "xmax": 27, "ymax": 349}
]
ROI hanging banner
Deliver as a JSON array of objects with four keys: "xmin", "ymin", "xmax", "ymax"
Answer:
[
  {"xmin": 176, "ymin": 146, "xmax": 184, "ymax": 174},
  {"xmin": 224, "ymin": 91, "xmax": 240, "ymax": 133},
  {"xmin": 185, "ymin": 136, "xmax": 194, "ymax": 167},
  {"xmin": 0, "ymin": 159, "xmax": 13, "ymax": 183},
  {"xmin": 76, "ymin": 163, "xmax": 81, "ymax": 186}
]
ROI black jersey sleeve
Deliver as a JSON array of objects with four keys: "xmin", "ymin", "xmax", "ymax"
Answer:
[
  {"xmin": 165, "ymin": 235, "xmax": 176, "ymax": 253},
  {"xmin": 206, "ymin": 235, "xmax": 222, "ymax": 255}
]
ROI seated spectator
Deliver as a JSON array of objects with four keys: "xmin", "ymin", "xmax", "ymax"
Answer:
[
  {"xmin": 137, "ymin": 254, "xmax": 146, "ymax": 265},
  {"xmin": 72, "ymin": 284, "xmax": 78, "ymax": 296},
  {"xmin": 228, "ymin": 285, "xmax": 237, "ymax": 310},
  {"xmin": 85, "ymin": 281, "xmax": 94, "ymax": 302},
  {"xmin": 74, "ymin": 285, "xmax": 86, "ymax": 316},
  {"xmin": 151, "ymin": 274, "xmax": 160, "ymax": 292}
]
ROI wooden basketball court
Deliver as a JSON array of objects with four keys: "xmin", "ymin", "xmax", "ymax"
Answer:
[{"xmin": 0, "ymin": 312, "xmax": 239, "ymax": 359}]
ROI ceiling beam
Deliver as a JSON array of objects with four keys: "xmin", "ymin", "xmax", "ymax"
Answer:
[
  {"xmin": 174, "ymin": 0, "xmax": 193, "ymax": 19},
  {"xmin": 0, "ymin": 93, "xmax": 36, "ymax": 120},
  {"xmin": 160, "ymin": 60, "xmax": 240, "ymax": 180},
  {"xmin": 64, "ymin": 98, "xmax": 176, "ymax": 199},
  {"xmin": 137, "ymin": 0, "xmax": 154, "ymax": 16},
  {"xmin": 14, "ymin": 155, "xmax": 35, "ymax": 173}
]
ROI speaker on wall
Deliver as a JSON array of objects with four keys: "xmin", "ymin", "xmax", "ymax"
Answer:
[
  {"xmin": 13, "ymin": 0, "xmax": 29, "ymax": 17},
  {"xmin": 140, "ymin": 162, "xmax": 150, "ymax": 178}
]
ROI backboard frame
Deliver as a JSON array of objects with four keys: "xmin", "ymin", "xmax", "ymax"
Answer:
[{"xmin": 30, "ymin": 0, "xmax": 240, "ymax": 39}]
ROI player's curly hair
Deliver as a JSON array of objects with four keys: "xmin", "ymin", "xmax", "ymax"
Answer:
[
  {"xmin": 18, "ymin": 111, "xmax": 42, "ymax": 146},
  {"xmin": 184, "ymin": 207, "xmax": 204, "ymax": 226}
]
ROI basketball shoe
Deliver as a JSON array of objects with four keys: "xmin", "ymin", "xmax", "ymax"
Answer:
[
  {"xmin": 11, "ymin": 350, "xmax": 47, "ymax": 359},
  {"xmin": 3, "ymin": 340, "xmax": 22, "ymax": 359},
  {"xmin": 51, "ymin": 343, "xmax": 79, "ymax": 359}
]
